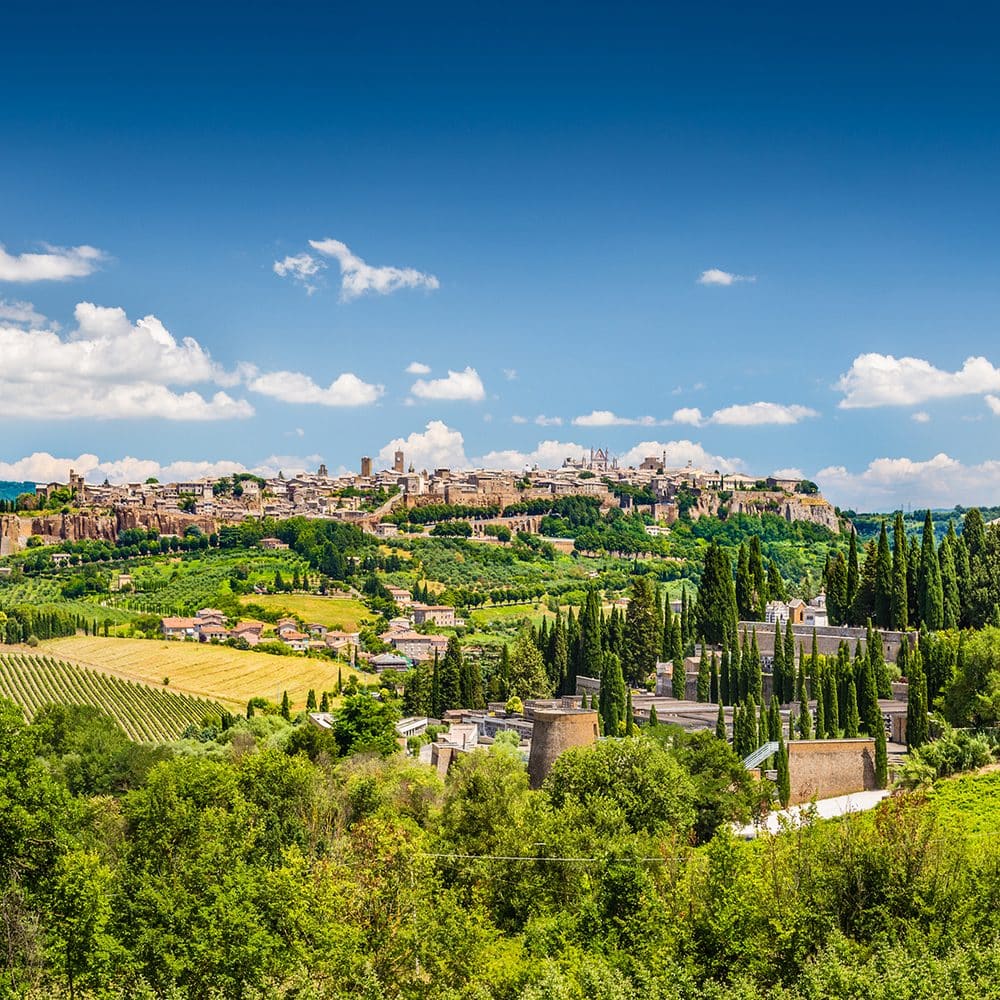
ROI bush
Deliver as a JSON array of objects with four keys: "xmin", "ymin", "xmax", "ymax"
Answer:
[
  {"xmin": 26, "ymin": 634, "xmax": 39, "ymax": 647},
  {"xmin": 896, "ymin": 727, "xmax": 994, "ymax": 790}
]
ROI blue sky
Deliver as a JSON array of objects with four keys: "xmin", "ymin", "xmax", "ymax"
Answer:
[{"xmin": 3, "ymin": 2, "xmax": 1000, "ymax": 509}]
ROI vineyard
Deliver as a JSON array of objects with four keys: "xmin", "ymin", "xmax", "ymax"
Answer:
[
  {"xmin": 0, "ymin": 651, "xmax": 222, "ymax": 742},
  {"xmin": 42, "ymin": 636, "xmax": 366, "ymax": 710}
]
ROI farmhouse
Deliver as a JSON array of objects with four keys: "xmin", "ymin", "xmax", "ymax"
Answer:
[{"xmin": 412, "ymin": 604, "xmax": 458, "ymax": 627}]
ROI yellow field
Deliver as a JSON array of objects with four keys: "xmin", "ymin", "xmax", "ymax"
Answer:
[
  {"xmin": 239, "ymin": 593, "xmax": 372, "ymax": 631},
  {"xmin": 41, "ymin": 636, "xmax": 364, "ymax": 712}
]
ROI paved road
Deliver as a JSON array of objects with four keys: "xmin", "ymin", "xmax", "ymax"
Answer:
[{"xmin": 734, "ymin": 789, "xmax": 891, "ymax": 838}]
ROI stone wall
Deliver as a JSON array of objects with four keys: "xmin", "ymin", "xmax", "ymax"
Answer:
[
  {"xmin": 787, "ymin": 738, "xmax": 876, "ymax": 805},
  {"xmin": 527, "ymin": 709, "xmax": 599, "ymax": 788}
]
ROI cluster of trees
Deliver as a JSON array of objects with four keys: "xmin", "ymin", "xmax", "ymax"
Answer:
[
  {"xmin": 824, "ymin": 509, "xmax": 992, "ymax": 630},
  {"xmin": 1, "ymin": 693, "xmax": 999, "ymax": 998},
  {"xmin": 0, "ymin": 605, "xmax": 79, "ymax": 643},
  {"xmin": 384, "ymin": 502, "xmax": 500, "ymax": 525}
]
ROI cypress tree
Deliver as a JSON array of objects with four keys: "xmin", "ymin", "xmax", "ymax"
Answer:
[
  {"xmin": 874, "ymin": 521, "xmax": 892, "ymax": 628},
  {"xmin": 720, "ymin": 647, "xmax": 731, "ymax": 705},
  {"xmin": 814, "ymin": 665, "xmax": 826, "ymax": 739},
  {"xmin": 798, "ymin": 689, "xmax": 813, "ymax": 739},
  {"xmin": 784, "ymin": 619, "xmax": 796, "ymax": 703},
  {"xmin": 749, "ymin": 627, "xmax": 763, "ymax": 705},
  {"xmin": 696, "ymin": 541, "xmax": 738, "ymax": 644},
  {"xmin": 280, "ymin": 690, "xmax": 291, "ymax": 720},
  {"xmin": 768, "ymin": 694, "xmax": 781, "ymax": 744},
  {"xmin": 891, "ymin": 511, "xmax": 909, "ymax": 631},
  {"xmin": 625, "ymin": 688, "xmax": 635, "ymax": 735},
  {"xmin": 772, "ymin": 620, "xmax": 785, "ymax": 705},
  {"xmin": 625, "ymin": 576, "xmax": 659, "ymax": 685},
  {"xmin": 768, "ymin": 560, "xmax": 787, "ymax": 602},
  {"xmin": 672, "ymin": 652, "xmax": 686, "ymax": 700},
  {"xmin": 581, "ymin": 589, "xmax": 604, "ymax": 682},
  {"xmin": 696, "ymin": 644, "xmax": 710, "ymax": 702},
  {"xmin": 844, "ymin": 675, "xmax": 860, "ymax": 737},
  {"xmin": 599, "ymin": 652, "xmax": 627, "ymax": 736},
  {"xmin": 680, "ymin": 586, "xmax": 691, "ymax": 648},
  {"xmin": 716, "ymin": 700, "xmax": 726, "ymax": 741},
  {"xmin": 439, "ymin": 637, "xmax": 463, "ymax": 713},
  {"xmin": 907, "ymin": 534, "xmax": 920, "ymax": 629},
  {"xmin": 824, "ymin": 666, "xmax": 839, "ymax": 737},
  {"xmin": 846, "ymin": 529, "xmax": 860, "ymax": 622},
  {"xmin": 874, "ymin": 714, "xmax": 888, "ymax": 789},
  {"xmin": 788, "ymin": 708, "xmax": 796, "ymax": 741},
  {"xmin": 746, "ymin": 695, "xmax": 759, "ymax": 750},
  {"xmin": 776, "ymin": 732, "xmax": 791, "ymax": 808},
  {"xmin": 748, "ymin": 535, "xmax": 768, "ymax": 619},
  {"xmin": 869, "ymin": 628, "xmax": 890, "ymax": 699},
  {"xmin": 939, "ymin": 523, "xmax": 960, "ymax": 630},
  {"xmin": 306, "ymin": 688, "xmax": 317, "ymax": 711},
  {"xmin": 246, "ymin": 699, "xmax": 255, "ymax": 719},
  {"xmin": 550, "ymin": 615, "xmax": 568, "ymax": 696},
  {"xmin": 710, "ymin": 651, "xmax": 720, "ymax": 704},
  {"xmin": 906, "ymin": 647, "xmax": 928, "ymax": 748},
  {"xmin": 319, "ymin": 690, "xmax": 330, "ymax": 713},
  {"xmin": 918, "ymin": 510, "xmax": 944, "ymax": 630},
  {"xmin": 662, "ymin": 597, "xmax": 674, "ymax": 658},
  {"xmin": 648, "ymin": 703, "xmax": 658, "ymax": 727},
  {"xmin": 736, "ymin": 543, "xmax": 753, "ymax": 621},
  {"xmin": 860, "ymin": 655, "xmax": 880, "ymax": 738}
]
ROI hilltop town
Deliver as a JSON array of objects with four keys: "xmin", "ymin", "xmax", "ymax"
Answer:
[{"xmin": 0, "ymin": 447, "xmax": 839, "ymax": 554}]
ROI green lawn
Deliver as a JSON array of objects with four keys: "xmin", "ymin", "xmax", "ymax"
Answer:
[{"xmin": 239, "ymin": 593, "xmax": 373, "ymax": 631}]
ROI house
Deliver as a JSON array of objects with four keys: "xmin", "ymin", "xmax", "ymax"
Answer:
[
  {"xmin": 386, "ymin": 586, "xmax": 412, "ymax": 607},
  {"xmin": 280, "ymin": 629, "xmax": 310, "ymax": 652},
  {"xmin": 386, "ymin": 616, "xmax": 412, "ymax": 633},
  {"xmin": 371, "ymin": 652, "xmax": 411, "ymax": 673},
  {"xmin": 161, "ymin": 617, "xmax": 201, "ymax": 639},
  {"xmin": 198, "ymin": 624, "xmax": 231, "ymax": 643},
  {"xmin": 232, "ymin": 621, "xmax": 265, "ymax": 646},
  {"xmin": 374, "ymin": 522, "xmax": 399, "ymax": 539},
  {"xmin": 412, "ymin": 604, "xmax": 457, "ymax": 627},
  {"xmin": 306, "ymin": 623, "xmax": 328, "ymax": 638},
  {"xmin": 196, "ymin": 608, "xmax": 226, "ymax": 625},
  {"xmin": 325, "ymin": 630, "xmax": 361, "ymax": 654},
  {"xmin": 259, "ymin": 537, "xmax": 290, "ymax": 550},
  {"xmin": 389, "ymin": 631, "xmax": 450, "ymax": 661}
]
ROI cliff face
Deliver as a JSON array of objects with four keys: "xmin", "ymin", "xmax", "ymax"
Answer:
[
  {"xmin": 729, "ymin": 492, "xmax": 840, "ymax": 533},
  {"xmin": 6, "ymin": 509, "xmax": 221, "ymax": 549}
]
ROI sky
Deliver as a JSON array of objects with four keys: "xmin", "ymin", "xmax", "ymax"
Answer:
[{"xmin": 3, "ymin": 1, "xmax": 1000, "ymax": 510}]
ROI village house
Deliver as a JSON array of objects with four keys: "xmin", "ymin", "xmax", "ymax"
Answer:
[
  {"xmin": 412, "ymin": 604, "xmax": 458, "ymax": 627},
  {"xmin": 259, "ymin": 537, "xmax": 290, "ymax": 550},
  {"xmin": 280, "ymin": 629, "xmax": 310, "ymax": 652},
  {"xmin": 371, "ymin": 652, "xmax": 411, "ymax": 673},
  {"xmin": 386, "ymin": 586, "xmax": 412, "ymax": 607},
  {"xmin": 161, "ymin": 617, "xmax": 201, "ymax": 640},
  {"xmin": 388, "ymin": 631, "xmax": 450, "ymax": 661}
]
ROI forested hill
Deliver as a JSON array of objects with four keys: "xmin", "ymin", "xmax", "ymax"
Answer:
[
  {"xmin": 851, "ymin": 506, "xmax": 1000, "ymax": 543},
  {"xmin": 0, "ymin": 481, "xmax": 34, "ymax": 501}
]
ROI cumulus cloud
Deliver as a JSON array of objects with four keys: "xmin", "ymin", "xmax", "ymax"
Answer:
[
  {"xmin": 406, "ymin": 361, "xmax": 431, "ymax": 375},
  {"xmin": 771, "ymin": 467, "xmax": 805, "ymax": 480},
  {"xmin": 0, "ymin": 452, "xmax": 253, "ymax": 485},
  {"xmin": 836, "ymin": 353, "xmax": 1000, "ymax": 409},
  {"xmin": 710, "ymin": 402, "xmax": 818, "ymax": 426},
  {"xmin": 0, "ymin": 242, "xmax": 106, "ymax": 282},
  {"xmin": 249, "ymin": 370, "xmax": 383, "ymax": 407},
  {"xmin": 618, "ymin": 440, "xmax": 745, "ymax": 473},
  {"xmin": 410, "ymin": 366, "xmax": 485, "ymax": 402},
  {"xmin": 0, "ymin": 302, "xmax": 254, "ymax": 420},
  {"xmin": 476, "ymin": 440, "xmax": 589, "ymax": 470},
  {"xmin": 816, "ymin": 453, "xmax": 1000, "ymax": 509},
  {"xmin": 273, "ymin": 253, "xmax": 324, "ymax": 294},
  {"xmin": 503, "ymin": 368, "xmax": 518, "ymax": 380},
  {"xmin": 912, "ymin": 411, "xmax": 931, "ymax": 423},
  {"xmin": 671, "ymin": 407, "xmax": 704, "ymax": 426},
  {"xmin": 985, "ymin": 395, "xmax": 1000, "ymax": 416},
  {"xmin": 0, "ymin": 298, "xmax": 50, "ymax": 327},
  {"xmin": 697, "ymin": 268, "xmax": 755, "ymax": 286},
  {"xmin": 303, "ymin": 238, "xmax": 439, "ymax": 301},
  {"xmin": 535, "ymin": 415, "xmax": 563, "ymax": 427},
  {"xmin": 378, "ymin": 421, "xmax": 469, "ymax": 471},
  {"xmin": 573, "ymin": 410, "xmax": 658, "ymax": 427}
]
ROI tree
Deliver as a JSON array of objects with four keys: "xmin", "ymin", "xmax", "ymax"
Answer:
[
  {"xmin": 598, "ymin": 652, "xmax": 627, "ymax": 736},
  {"xmin": 846, "ymin": 529, "xmax": 860, "ymax": 621},
  {"xmin": 874, "ymin": 714, "xmax": 888, "ymax": 789},
  {"xmin": 891, "ymin": 511, "xmax": 909, "ymax": 630},
  {"xmin": 716, "ymin": 701, "xmax": 726, "ymax": 741},
  {"xmin": 824, "ymin": 665, "xmax": 839, "ymax": 737},
  {"xmin": 439, "ymin": 637, "xmax": 463, "ymax": 711},
  {"xmin": 672, "ymin": 651, "xmax": 686, "ymax": 701},
  {"xmin": 918, "ymin": 510, "xmax": 944, "ymax": 630},
  {"xmin": 648, "ymin": 704, "xmax": 658, "ymax": 728},
  {"xmin": 696, "ymin": 542, "xmax": 737, "ymax": 645},
  {"xmin": 306, "ymin": 689, "xmax": 317, "ymax": 711},
  {"xmin": 332, "ymin": 694, "xmax": 400, "ymax": 757},
  {"xmin": 280, "ymin": 690, "xmax": 291, "ymax": 720},
  {"xmin": 939, "ymin": 522, "xmax": 960, "ymax": 630},
  {"xmin": 874, "ymin": 522, "xmax": 892, "ymax": 628},
  {"xmin": 798, "ymin": 690, "xmax": 813, "ymax": 740},
  {"xmin": 508, "ymin": 628, "xmax": 551, "ymax": 701},
  {"xmin": 625, "ymin": 688, "xmax": 635, "ymax": 736},
  {"xmin": 844, "ymin": 675, "xmax": 860, "ymax": 737},
  {"xmin": 710, "ymin": 651, "xmax": 720, "ymax": 704},
  {"xmin": 776, "ymin": 733, "xmax": 790, "ymax": 808},
  {"xmin": 696, "ymin": 645, "xmax": 710, "ymax": 702},
  {"xmin": 735, "ymin": 543, "xmax": 753, "ymax": 621},
  {"xmin": 906, "ymin": 648, "xmax": 929, "ymax": 749},
  {"xmin": 624, "ymin": 576, "xmax": 660, "ymax": 685}
]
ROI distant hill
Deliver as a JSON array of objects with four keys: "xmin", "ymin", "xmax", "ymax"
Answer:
[{"xmin": 0, "ymin": 481, "xmax": 34, "ymax": 502}]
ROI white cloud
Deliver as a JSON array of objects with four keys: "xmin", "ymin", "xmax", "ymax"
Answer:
[
  {"xmin": 0, "ymin": 302, "xmax": 254, "ymax": 421},
  {"xmin": 249, "ymin": 370, "xmax": 383, "ymax": 407},
  {"xmin": 306, "ymin": 238, "xmax": 439, "ymax": 301},
  {"xmin": 697, "ymin": 268, "xmax": 755, "ymax": 286},
  {"xmin": 411, "ymin": 366, "xmax": 485, "ymax": 402},
  {"xmin": 836, "ymin": 353, "xmax": 1000, "ymax": 409},
  {"xmin": 477, "ymin": 440, "xmax": 589, "ymax": 470},
  {"xmin": 0, "ymin": 242, "xmax": 106, "ymax": 282},
  {"xmin": 535, "ymin": 415, "xmax": 563, "ymax": 427},
  {"xmin": 273, "ymin": 253, "xmax": 324, "ymax": 294},
  {"xmin": 406, "ymin": 361, "xmax": 431, "ymax": 375},
  {"xmin": 511, "ymin": 415, "xmax": 528, "ymax": 424},
  {"xmin": 572, "ymin": 410, "xmax": 658, "ymax": 427},
  {"xmin": 378, "ymin": 421, "xmax": 468, "ymax": 470},
  {"xmin": 0, "ymin": 452, "xmax": 257, "ymax": 485},
  {"xmin": 0, "ymin": 298, "xmax": 50, "ymax": 327},
  {"xmin": 710, "ymin": 402, "xmax": 818, "ymax": 426},
  {"xmin": 618, "ymin": 440, "xmax": 745, "ymax": 473},
  {"xmin": 985, "ymin": 395, "xmax": 1000, "ymax": 416},
  {"xmin": 771, "ymin": 467, "xmax": 804, "ymax": 480},
  {"xmin": 503, "ymin": 368, "xmax": 518, "ymax": 380},
  {"xmin": 816, "ymin": 453, "xmax": 1000, "ymax": 509},
  {"xmin": 671, "ymin": 407, "xmax": 704, "ymax": 426},
  {"xmin": 912, "ymin": 411, "xmax": 931, "ymax": 423}
]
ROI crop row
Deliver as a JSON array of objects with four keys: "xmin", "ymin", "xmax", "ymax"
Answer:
[{"xmin": 0, "ymin": 653, "xmax": 222, "ymax": 743}]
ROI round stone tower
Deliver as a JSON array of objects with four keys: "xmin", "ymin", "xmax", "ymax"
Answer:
[{"xmin": 527, "ymin": 709, "xmax": 599, "ymax": 788}]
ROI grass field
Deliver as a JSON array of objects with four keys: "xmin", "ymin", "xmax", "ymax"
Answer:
[
  {"xmin": 41, "ymin": 636, "xmax": 365, "ymax": 711},
  {"xmin": 240, "ymin": 593, "xmax": 372, "ymax": 631},
  {"xmin": 0, "ymin": 651, "xmax": 222, "ymax": 742},
  {"xmin": 928, "ymin": 767, "xmax": 1000, "ymax": 848}
]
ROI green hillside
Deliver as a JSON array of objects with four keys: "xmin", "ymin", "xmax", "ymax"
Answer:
[{"xmin": 0, "ymin": 651, "xmax": 223, "ymax": 742}]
